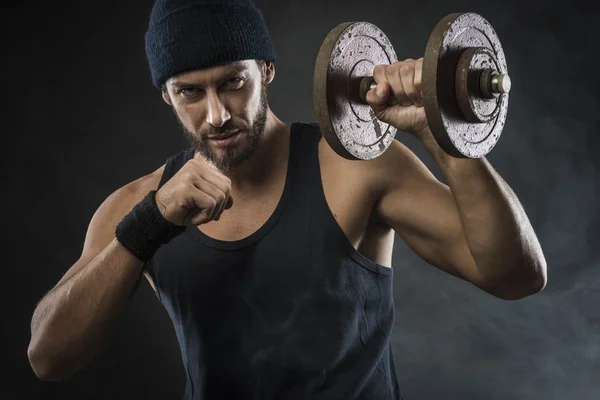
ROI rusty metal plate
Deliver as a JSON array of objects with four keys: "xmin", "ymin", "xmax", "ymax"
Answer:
[
  {"xmin": 314, "ymin": 22, "xmax": 398, "ymax": 160},
  {"xmin": 456, "ymin": 47, "xmax": 503, "ymax": 123},
  {"xmin": 423, "ymin": 13, "xmax": 509, "ymax": 158}
]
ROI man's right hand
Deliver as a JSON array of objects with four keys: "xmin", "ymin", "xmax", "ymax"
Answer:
[{"xmin": 156, "ymin": 151, "xmax": 233, "ymax": 227}]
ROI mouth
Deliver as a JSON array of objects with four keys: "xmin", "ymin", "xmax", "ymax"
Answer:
[
  {"xmin": 207, "ymin": 130, "xmax": 240, "ymax": 140},
  {"xmin": 207, "ymin": 129, "xmax": 243, "ymax": 147}
]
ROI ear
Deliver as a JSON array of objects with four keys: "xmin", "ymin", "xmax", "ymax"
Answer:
[
  {"xmin": 161, "ymin": 88, "xmax": 173, "ymax": 106},
  {"xmin": 263, "ymin": 61, "xmax": 275, "ymax": 85}
]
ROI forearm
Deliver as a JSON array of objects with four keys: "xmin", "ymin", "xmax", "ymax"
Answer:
[
  {"xmin": 433, "ymin": 150, "xmax": 546, "ymax": 286},
  {"xmin": 28, "ymin": 238, "xmax": 144, "ymax": 381}
]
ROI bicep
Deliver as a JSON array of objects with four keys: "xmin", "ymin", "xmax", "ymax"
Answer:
[{"xmin": 374, "ymin": 143, "xmax": 486, "ymax": 285}]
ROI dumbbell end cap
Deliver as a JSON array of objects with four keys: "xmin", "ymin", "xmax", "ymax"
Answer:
[{"xmin": 491, "ymin": 74, "xmax": 511, "ymax": 94}]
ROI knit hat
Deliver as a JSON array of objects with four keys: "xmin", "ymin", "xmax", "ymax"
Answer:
[{"xmin": 145, "ymin": 0, "xmax": 277, "ymax": 88}]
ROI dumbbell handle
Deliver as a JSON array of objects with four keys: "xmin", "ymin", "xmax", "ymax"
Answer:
[{"xmin": 358, "ymin": 70, "xmax": 511, "ymax": 104}]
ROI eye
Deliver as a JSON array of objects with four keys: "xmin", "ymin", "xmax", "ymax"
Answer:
[
  {"xmin": 178, "ymin": 87, "xmax": 203, "ymax": 100},
  {"xmin": 225, "ymin": 77, "xmax": 244, "ymax": 89},
  {"xmin": 180, "ymin": 87, "xmax": 199, "ymax": 95}
]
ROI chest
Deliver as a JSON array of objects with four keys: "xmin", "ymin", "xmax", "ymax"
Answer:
[{"xmin": 198, "ymin": 149, "xmax": 374, "ymax": 240}]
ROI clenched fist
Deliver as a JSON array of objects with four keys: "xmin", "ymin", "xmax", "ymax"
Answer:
[
  {"xmin": 155, "ymin": 152, "xmax": 233, "ymax": 227},
  {"xmin": 365, "ymin": 58, "xmax": 428, "ymax": 136}
]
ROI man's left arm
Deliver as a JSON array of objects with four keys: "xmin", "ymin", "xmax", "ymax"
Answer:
[{"xmin": 367, "ymin": 59, "xmax": 547, "ymax": 300}]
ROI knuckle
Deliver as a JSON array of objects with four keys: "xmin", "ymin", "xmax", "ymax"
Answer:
[
  {"xmin": 176, "ymin": 181, "xmax": 188, "ymax": 193},
  {"xmin": 399, "ymin": 64, "xmax": 412, "ymax": 75},
  {"xmin": 383, "ymin": 67, "xmax": 395, "ymax": 82}
]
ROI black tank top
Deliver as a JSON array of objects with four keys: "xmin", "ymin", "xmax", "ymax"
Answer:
[{"xmin": 146, "ymin": 122, "xmax": 403, "ymax": 400}]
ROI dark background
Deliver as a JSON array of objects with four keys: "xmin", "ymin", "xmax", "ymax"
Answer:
[{"xmin": 9, "ymin": 0, "xmax": 599, "ymax": 399}]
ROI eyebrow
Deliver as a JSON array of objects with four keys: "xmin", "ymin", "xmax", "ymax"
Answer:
[{"xmin": 170, "ymin": 62, "xmax": 249, "ymax": 88}]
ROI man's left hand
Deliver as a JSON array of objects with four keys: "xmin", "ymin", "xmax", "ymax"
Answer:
[{"xmin": 366, "ymin": 58, "xmax": 440, "ymax": 150}]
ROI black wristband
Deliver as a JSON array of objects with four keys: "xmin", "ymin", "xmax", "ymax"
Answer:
[{"xmin": 115, "ymin": 190, "xmax": 186, "ymax": 262}]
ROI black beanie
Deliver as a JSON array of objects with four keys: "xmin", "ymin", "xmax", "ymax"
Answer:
[{"xmin": 145, "ymin": 0, "xmax": 277, "ymax": 88}]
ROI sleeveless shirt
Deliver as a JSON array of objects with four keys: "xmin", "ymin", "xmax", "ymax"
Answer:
[{"xmin": 146, "ymin": 121, "xmax": 403, "ymax": 400}]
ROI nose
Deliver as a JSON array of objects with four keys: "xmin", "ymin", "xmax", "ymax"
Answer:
[{"xmin": 205, "ymin": 91, "xmax": 231, "ymax": 128}]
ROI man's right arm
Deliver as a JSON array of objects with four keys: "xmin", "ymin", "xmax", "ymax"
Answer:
[{"xmin": 27, "ymin": 166, "xmax": 164, "ymax": 382}]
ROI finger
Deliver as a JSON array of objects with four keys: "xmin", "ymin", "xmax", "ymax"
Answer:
[
  {"xmin": 187, "ymin": 156, "xmax": 233, "ymax": 222},
  {"xmin": 196, "ymin": 168, "xmax": 233, "ymax": 220},
  {"xmin": 191, "ymin": 178, "xmax": 228, "ymax": 221},
  {"xmin": 366, "ymin": 65, "xmax": 391, "ymax": 114},
  {"xmin": 187, "ymin": 189, "xmax": 219, "ymax": 226},
  {"xmin": 208, "ymin": 191, "xmax": 233, "ymax": 222},
  {"xmin": 365, "ymin": 80, "xmax": 391, "ymax": 109},
  {"xmin": 399, "ymin": 60, "xmax": 422, "ymax": 106},
  {"xmin": 187, "ymin": 160, "xmax": 232, "ymax": 199},
  {"xmin": 206, "ymin": 172, "xmax": 232, "ymax": 220},
  {"xmin": 370, "ymin": 64, "xmax": 391, "ymax": 102},
  {"xmin": 215, "ymin": 193, "xmax": 230, "ymax": 221},
  {"xmin": 372, "ymin": 64, "xmax": 388, "ymax": 89},
  {"xmin": 385, "ymin": 63, "xmax": 413, "ymax": 106},
  {"xmin": 414, "ymin": 58, "xmax": 423, "ymax": 105},
  {"xmin": 191, "ymin": 151, "xmax": 231, "ymax": 187},
  {"xmin": 215, "ymin": 183, "xmax": 235, "ymax": 219}
]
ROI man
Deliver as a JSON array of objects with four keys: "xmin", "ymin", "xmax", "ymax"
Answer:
[{"xmin": 27, "ymin": 0, "xmax": 547, "ymax": 398}]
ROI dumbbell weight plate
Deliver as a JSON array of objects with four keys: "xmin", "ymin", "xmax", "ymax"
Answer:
[
  {"xmin": 313, "ymin": 21, "xmax": 398, "ymax": 160},
  {"xmin": 422, "ymin": 12, "xmax": 509, "ymax": 158}
]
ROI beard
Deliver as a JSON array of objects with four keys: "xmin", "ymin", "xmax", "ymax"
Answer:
[{"xmin": 174, "ymin": 83, "xmax": 269, "ymax": 171}]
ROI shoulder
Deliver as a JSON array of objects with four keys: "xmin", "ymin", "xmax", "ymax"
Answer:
[
  {"xmin": 82, "ymin": 164, "xmax": 166, "ymax": 253},
  {"xmin": 92, "ymin": 164, "xmax": 166, "ymax": 242},
  {"xmin": 98, "ymin": 164, "xmax": 166, "ymax": 222},
  {"xmin": 318, "ymin": 132, "xmax": 427, "ymax": 196},
  {"xmin": 110, "ymin": 145, "xmax": 192, "ymax": 211}
]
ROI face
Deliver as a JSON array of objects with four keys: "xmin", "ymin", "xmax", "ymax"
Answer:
[{"xmin": 162, "ymin": 60, "xmax": 273, "ymax": 171}]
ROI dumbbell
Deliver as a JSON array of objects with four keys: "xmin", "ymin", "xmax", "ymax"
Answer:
[{"xmin": 313, "ymin": 13, "xmax": 511, "ymax": 160}]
